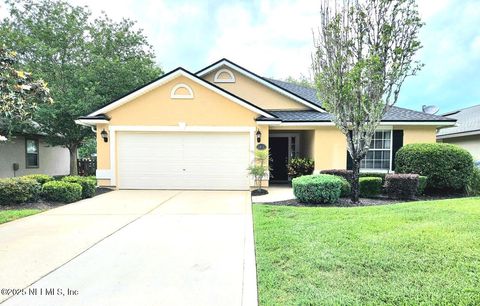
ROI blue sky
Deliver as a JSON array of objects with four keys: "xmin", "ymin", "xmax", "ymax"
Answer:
[{"xmin": 1, "ymin": 0, "xmax": 479, "ymax": 113}]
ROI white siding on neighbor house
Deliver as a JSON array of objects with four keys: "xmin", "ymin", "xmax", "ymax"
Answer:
[
  {"xmin": 440, "ymin": 135, "xmax": 480, "ymax": 161},
  {"xmin": 0, "ymin": 135, "xmax": 70, "ymax": 178}
]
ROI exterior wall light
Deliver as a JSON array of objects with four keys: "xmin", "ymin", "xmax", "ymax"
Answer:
[
  {"xmin": 256, "ymin": 129, "xmax": 262, "ymax": 143},
  {"xmin": 100, "ymin": 129, "xmax": 108, "ymax": 143}
]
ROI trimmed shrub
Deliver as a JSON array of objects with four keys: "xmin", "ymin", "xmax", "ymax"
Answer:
[
  {"xmin": 85, "ymin": 176, "xmax": 97, "ymax": 183},
  {"xmin": 320, "ymin": 169, "xmax": 353, "ymax": 183},
  {"xmin": 287, "ymin": 158, "xmax": 314, "ymax": 178},
  {"xmin": 62, "ymin": 176, "xmax": 96, "ymax": 198},
  {"xmin": 42, "ymin": 181, "xmax": 82, "ymax": 203},
  {"xmin": 359, "ymin": 172, "xmax": 387, "ymax": 182},
  {"xmin": 384, "ymin": 174, "xmax": 419, "ymax": 200},
  {"xmin": 395, "ymin": 143, "xmax": 474, "ymax": 192},
  {"xmin": 22, "ymin": 174, "xmax": 54, "ymax": 185},
  {"xmin": 417, "ymin": 176, "xmax": 428, "ymax": 195},
  {"xmin": 466, "ymin": 167, "xmax": 480, "ymax": 196},
  {"xmin": 0, "ymin": 177, "xmax": 41, "ymax": 205},
  {"xmin": 359, "ymin": 177, "xmax": 383, "ymax": 198},
  {"xmin": 292, "ymin": 174, "xmax": 343, "ymax": 204},
  {"xmin": 338, "ymin": 176, "xmax": 351, "ymax": 198}
]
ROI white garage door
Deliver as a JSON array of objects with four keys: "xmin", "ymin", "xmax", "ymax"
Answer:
[{"xmin": 117, "ymin": 132, "xmax": 251, "ymax": 190}]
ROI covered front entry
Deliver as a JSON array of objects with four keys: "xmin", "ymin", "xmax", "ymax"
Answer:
[
  {"xmin": 116, "ymin": 131, "xmax": 251, "ymax": 190},
  {"xmin": 269, "ymin": 137, "xmax": 289, "ymax": 182},
  {"xmin": 268, "ymin": 131, "xmax": 314, "ymax": 183}
]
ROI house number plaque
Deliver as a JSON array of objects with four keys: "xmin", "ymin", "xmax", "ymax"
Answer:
[{"xmin": 256, "ymin": 143, "xmax": 267, "ymax": 150}]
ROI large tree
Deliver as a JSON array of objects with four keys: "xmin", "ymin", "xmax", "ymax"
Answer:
[
  {"xmin": 0, "ymin": 46, "xmax": 52, "ymax": 138},
  {"xmin": 1, "ymin": 0, "xmax": 163, "ymax": 174},
  {"xmin": 312, "ymin": 0, "xmax": 423, "ymax": 203}
]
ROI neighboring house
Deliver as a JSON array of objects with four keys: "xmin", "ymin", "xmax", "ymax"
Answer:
[
  {"xmin": 437, "ymin": 104, "xmax": 480, "ymax": 162},
  {"xmin": 0, "ymin": 133, "xmax": 69, "ymax": 178},
  {"xmin": 76, "ymin": 59, "xmax": 455, "ymax": 190}
]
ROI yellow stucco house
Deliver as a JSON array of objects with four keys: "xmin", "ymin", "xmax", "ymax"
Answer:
[{"xmin": 76, "ymin": 59, "xmax": 455, "ymax": 190}]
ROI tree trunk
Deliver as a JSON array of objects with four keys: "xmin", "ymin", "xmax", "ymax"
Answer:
[
  {"xmin": 351, "ymin": 159, "xmax": 361, "ymax": 203},
  {"xmin": 68, "ymin": 144, "xmax": 78, "ymax": 175}
]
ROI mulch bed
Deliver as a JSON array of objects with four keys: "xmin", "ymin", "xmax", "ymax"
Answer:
[
  {"xmin": 251, "ymin": 189, "xmax": 269, "ymax": 196},
  {"xmin": 256, "ymin": 194, "xmax": 469, "ymax": 207},
  {"xmin": 95, "ymin": 187, "xmax": 114, "ymax": 196},
  {"xmin": 0, "ymin": 200, "xmax": 65, "ymax": 211},
  {"xmin": 0, "ymin": 187, "xmax": 114, "ymax": 211}
]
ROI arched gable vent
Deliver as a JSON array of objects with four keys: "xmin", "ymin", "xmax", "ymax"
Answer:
[
  {"xmin": 170, "ymin": 83, "xmax": 194, "ymax": 99},
  {"xmin": 213, "ymin": 68, "xmax": 236, "ymax": 83}
]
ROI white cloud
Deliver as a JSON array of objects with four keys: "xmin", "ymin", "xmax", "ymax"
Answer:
[
  {"xmin": 471, "ymin": 36, "xmax": 480, "ymax": 56},
  {"xmin": 207, "ymin": 0, "xmax": 320, "ymax": 79},
  {"xmin": 68, "ymin": 0, "xmax": 209, "ymax": 69},
  {"xmin": 417, "ymin": 0, "xmax": 451, "ymax": 21}
]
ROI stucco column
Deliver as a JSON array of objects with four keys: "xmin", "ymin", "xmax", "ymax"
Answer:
[
  {"xmin": 313, "ymin": 127, "xmax": 347, "ymax": 172},
  {"xmin": 96, "ymin": 123, "xmax": 111, "ymax": 186}
]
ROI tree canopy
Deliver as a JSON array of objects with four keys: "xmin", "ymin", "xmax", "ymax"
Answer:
[
  {"xmin": 312, "ymin": 0, "xmax": 424, "ymax": 202},
  {"xmin": 0, "ymin": 0, "xmax": 163, "ymax": 173},
  {"xmin": 0, "ymin": 47, "xmax": 52, "ymax": 137}
]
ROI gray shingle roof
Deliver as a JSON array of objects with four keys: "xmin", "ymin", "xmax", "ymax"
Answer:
[
  {"xmin": 265, "ymin": 78, "xmax": 455, "ymax": 123},
  {"xmin": 266, "ymin": 79, "xmax": 323, "ymax": 108},
  {"xmin": 257, "ymin": 107, "xmax": 455, "ymax": 122},
  {"xmin": 437, "ymin": 104, "xmax": 480, "ymax": 136}
]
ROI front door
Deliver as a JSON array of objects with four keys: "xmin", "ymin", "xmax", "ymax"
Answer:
[{"xmin": 269, "ymin": 137, "xmax": 289, "ymax": 182}]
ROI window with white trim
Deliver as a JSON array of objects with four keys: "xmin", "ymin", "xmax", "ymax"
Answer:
[
  {"xmin": 360, "ymin": 130, "xmax": 392, "ymax": 170},
  {"xmin": 26, "ymin": 138, "xmax": 39, "ymax": 168}
]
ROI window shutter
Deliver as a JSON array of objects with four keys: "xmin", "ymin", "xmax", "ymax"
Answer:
[
  {"xmin": 346, "ymin": 152, "xmax": 353, "ymax": 170},
  {"xmin": 392, "ymin": 130, "xmax": 404, "ymax": 171},
  {"xmin": 346, "ymin": 130, "xmax": 353, "ymax": 170}
]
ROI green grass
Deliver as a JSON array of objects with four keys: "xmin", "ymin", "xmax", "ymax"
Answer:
[
  {"xmin": 0, "ymin": 209, "xmax": 41, "ymax": 225},
  {"xmin": 254, "ymin": 198, "xmax": 480, "ymax": 305}
]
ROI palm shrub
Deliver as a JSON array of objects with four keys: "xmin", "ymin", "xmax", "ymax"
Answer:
[
  {"xmin": 248, "ymin": 150, "xmax": 270, "ymax": 192},
  {"xmin": 62, "ymin": 176, "xmax": 96, "ymax": 198},
  {"xmin": 395, "ymin": 143, "xmax": 473, "ymax": 192},
  {"xmin": 287, "ymin": 157, "xmax": 314, "ymax": 178},
  {"xmin": 292, "ymin": 174, "xmax": 343, "ymax": 204}
]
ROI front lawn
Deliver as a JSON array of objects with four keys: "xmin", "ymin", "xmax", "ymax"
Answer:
[
  {"xmin": 254, "ymin": 197, "xmax": 480, "ymax": 305},
  {"xmin": 0, "ymin": 209, "xmax": 41, "ymax": 225}
]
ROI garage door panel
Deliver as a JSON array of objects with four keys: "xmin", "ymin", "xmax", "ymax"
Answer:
[{"xmin": 117, "ymin": 131, "xmax": 251, "ymax": 190}]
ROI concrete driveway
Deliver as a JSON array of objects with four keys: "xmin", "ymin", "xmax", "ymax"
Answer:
[{"xmin": 0, "ymin": 190, "xmax": 257, "ymax": 306}]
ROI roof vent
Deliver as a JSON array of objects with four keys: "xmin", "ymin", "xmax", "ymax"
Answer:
[{"xmin": 422, "ymin": 105, "xmax": 439, "ymax": 115}]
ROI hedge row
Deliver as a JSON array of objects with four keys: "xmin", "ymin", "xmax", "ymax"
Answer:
[
  {"xmin": 0, "ymin": 178, "xmax": 41, "ymax": 205},
  {"xmin": 42, "ymin": 181, "xmax": 83, "ymax": 203},
  {"xmin": 317, "ymin": 170, "xmax": 430, "ymax": 200},
  {"xmin": 293, "ymin": 174, "xmax": 343, "ymax": 204},
  {"xmin": 62, "ymin": 176, "xmax": 96, "ymax": 198},
  {"xmin": 359, "ymin": 177, "xmax": 383, "ymax": 197},
  {"xmin": 384, "ymin": 174, "xmax": 419, "ymax": 199},
  {"xmin": 0, "ymin": 175, "xmax": 97, "ymax": 205}
]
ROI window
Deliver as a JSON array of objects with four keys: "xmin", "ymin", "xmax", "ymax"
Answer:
[
  {"xmin": 213, "ymin": 68, "xmax": 235, "ymax": 83},
  {"xmin": 361, "ymin": 130, "xmax": 391, "ymax": 170},
  {"xmin": 170, "ymin": 83, "xmax": 194, "ymax": 99},
  {"xmin": 290, "ymin": 136, "xmax": 299, "ymax": 158},
  {"xmin": 26, "ymin": 138, "xmax": 39, "ymax": 168}
]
